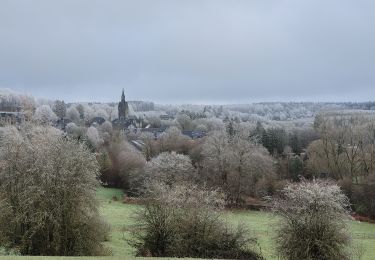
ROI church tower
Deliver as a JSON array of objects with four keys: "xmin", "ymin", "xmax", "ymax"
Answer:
[{"xmin": 118, "ymin": 89, "xmax": 129, "ymax": 120}]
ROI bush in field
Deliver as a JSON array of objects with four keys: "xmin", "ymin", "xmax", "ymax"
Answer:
[
  {"xmin": 129, "ymin": 183, "xmax": 263, "ymax": 259},
  {"xmin": 271, "ymin": 179, "xmax": 351, "ymax": 260},
  {"xmin": 0, "ymin": 125, "xmax": 109, "ymax": 256}
]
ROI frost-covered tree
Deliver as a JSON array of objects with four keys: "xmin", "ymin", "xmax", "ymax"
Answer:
[
  {"xmin": 53, "ymin": 100, "xmax": 66, "ymax": 119},
  {"xmin": 0, "ymin": 125, "xmax": 109, "ymax": 256},
  {"xmin": 135, "ymin": 152, "xmax": 196, "ymax": 192},
  {"xmin": 65, "ymin": 122, "xmax": 85, "ymax": 140},
  {"xmin": 202, "ymin": 130, "xmax": 232, "ymax": 187},
  {"xmin": 139, "ymin": 132, "xmax": 159, "ymax": 161},
  {"xmin": 146, "ymin": 114, "xmax": 162, "ymax": 128},
  {"xmin": 158, "ymin": 126, "xmax": 192, "ymax": 154},
  {"xmin": 176, "ymin": 113, "xmax": 193, "ymax": 130},
  {"xmin": 102, "ymin": 104, "xmax": 117, "ymax": 120},
  {"xmin": 76, "ymin": 103, "xmax": 85, "ymax": 118},
  {"xmin": 81, "ymin": 104, "xmax": 110, "ymax": 121},
  {"xmin": 195, "ymin": 124, "xmax": 208, "ymax": 132},
  {"xmin": 33, "ymin": 105, "xmax": 58, "ymax": 123},
  {"xmin": 86, "ymin": 126, "xmax": 103, "ymax": 149},
  {"xmin": 194, "ymin": 117, "xmax": 225, "ymax": 132},
  {"xmin": 19, "ymin": 94, "xmax": 36, "ymax": 119},
  {"xmin": 66, "ymin": 106, "xmax": 80, "ymax": 122},
  {"xmin": 94, "ymin": 108, "xmax": 109, "ymax": 120},
  {"xmin": 100, "ymin": 121, "xmax": 113, "ymax": 135},
  {"xmin": 99, "ymin": 121, "xmax": 113, "ymax": 144},
  {"xmin": 66, "ymin": 122, "xmax": 78, "ymax": 134},
  {"xmin": 271, "ymin": 179, "xmax": 351, "ymax": 260},
  {"xmin": 0, "ymin": 88, "xmax": 22, "ymax": 111}
]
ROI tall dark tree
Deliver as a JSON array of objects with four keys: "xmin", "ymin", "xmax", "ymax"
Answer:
[{"xmin": 53, "ymin": 100, "xmax": 67, "ymax": 119}]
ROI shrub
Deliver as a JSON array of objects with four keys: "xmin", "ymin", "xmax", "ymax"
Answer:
[
  {"xmin": 0, "ymin": 125, "xmax": 109, "ymax": 256},
  {"xmin": 129, "ymin": 183, "xmax": 263, "ymax": 259},
  {"xmin": 271, "ymin": 179, "xmax": 351, "ymax": 260}
]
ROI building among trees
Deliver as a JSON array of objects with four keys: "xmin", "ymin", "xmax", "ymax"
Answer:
[
  {"xmin": 118, "ymin": 89, "xmax": 129, "ymax": 120},
  {"xmin": 112, "ymin": 89, "xmax": 139, "ymax": 129}
]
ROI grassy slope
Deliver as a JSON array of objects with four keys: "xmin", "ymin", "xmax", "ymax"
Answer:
[
  {"xmin": 98, "ymin": 188, "xmax": 375, "ymax": 260},
  {"xmin": 97, "ymin": 188, "xmax": 138, "ymax": 257},
  {"xmin": 2, "ymin": 187, "xmax": 374, "ymax": 260}
]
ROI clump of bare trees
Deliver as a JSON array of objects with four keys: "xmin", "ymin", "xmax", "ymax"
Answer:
[
  {"xmin": 308, "ymin": 113, "xmax": 375, "ymax": 217},
  {"xmin": 309, "ymin": 113, "xmax": 375, "ymax": 182},
  {"xmin": 271, "ymin": 179, "xmax": 351, "ymax": 260},
  {"xmin": 98, "ymin": 133, "xmax": 146, "ymax": 189},
  {"xmin": 201, "ymin": 129, "xmax": 276, "ymax": 204},
  {"xmin": 129, "ymin": 183, "xmax": 263, "ymax": 259},
  {"xmin": 0, "ymin": 125, "xmax": 109, "ymax": 256},
  {"xmin": 138, "ymin": 126, "xmax": 196, "ymax": 160}
]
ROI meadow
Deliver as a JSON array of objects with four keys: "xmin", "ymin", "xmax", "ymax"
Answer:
[
  {"xmin": 99, "ymin": 188, "xmax": 375, "ymax": 260},
  {"xmin": 1, "ymin": 187, "xmax": 374, "ymax": 260}
]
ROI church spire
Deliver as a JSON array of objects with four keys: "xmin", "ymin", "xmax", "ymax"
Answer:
[
  {"xmin": 118, "ymin": 88, "xmax": 129, "ymax": 121},
  {"xmin": 121, "ymin": 89, "xmax": 125, "ymax": 101}
]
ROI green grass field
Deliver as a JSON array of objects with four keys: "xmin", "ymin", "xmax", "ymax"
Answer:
[
  {"xmin": 1, "ymin": 187, "xmax": 374, "ymax": 260},
  {"xmin": 97, "ymin": 188, "xmax": 375, "ymax": 260}
]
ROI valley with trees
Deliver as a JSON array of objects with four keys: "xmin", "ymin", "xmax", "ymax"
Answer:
[
  {"xmin": 0, "ymin": 89, "xmax": 375, "ymax": 259},
  {"xmin": 2, "ymin": 1, "xmax": 375, "ymax": 259}
]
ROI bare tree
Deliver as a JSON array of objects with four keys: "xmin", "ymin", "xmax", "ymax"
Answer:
[
  {"xmin": 0, "ymin": 125, "xmax": 109, "ymax": 256},
  {"xmin": 309, "ymin": 113, "xmax": 375, "ymax": 183},
  {"xmin": 158, "ymin": 126, "xmax": 192, "ymax": 154},
  {"xmin": 271, "ymin": 179, "xmax": 351, "ymax": 260},
  {"xmin": 202, "ymin": 130, "xmax": 232, "ymax": 188},
  {"xmin": 202, "ymin": 130, "xmax": 275, "ymax": 203}
]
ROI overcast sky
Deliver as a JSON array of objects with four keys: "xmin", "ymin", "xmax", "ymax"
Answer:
[{"xmin": 1, "ymin": 0, "xmax": 375, "ymax": 104}]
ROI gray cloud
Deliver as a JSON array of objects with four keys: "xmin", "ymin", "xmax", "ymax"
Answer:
[{"xmin": 0, "ymin": 0, "xmax": 375, "ymax": 103}]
